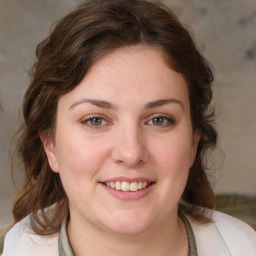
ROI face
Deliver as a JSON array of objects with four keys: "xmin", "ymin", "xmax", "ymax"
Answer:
[{"xmin": 42, "ymin": 45, "xmax": 200, "ymax": 236}]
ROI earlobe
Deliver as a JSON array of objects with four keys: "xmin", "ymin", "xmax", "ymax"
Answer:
[{"xmin": 40, "ymin": 132, "xmax": 59, "ymax": 173}]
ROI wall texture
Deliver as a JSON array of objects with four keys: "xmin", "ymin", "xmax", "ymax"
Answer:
[{"xmin": 0, "ymin": 0, "xmax": 255, "ymax": 226}]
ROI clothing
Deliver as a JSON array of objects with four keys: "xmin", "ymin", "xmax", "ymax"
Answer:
[
  {"xmin": 189, "ymin": 211, "xmax": 256, "ymax": 256},
  {"xmin": 1, "ymin": 210, "xmax": 256, "ymax": 256}
]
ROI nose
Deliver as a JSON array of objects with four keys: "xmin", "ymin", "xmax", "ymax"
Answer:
[{"xmin": 111, "ymin": 123, "xmax": 149, "ymax": 168}]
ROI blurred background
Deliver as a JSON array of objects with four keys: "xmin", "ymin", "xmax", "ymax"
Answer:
[{"xmin": 0, "ymin": 0, "xmax": 255, "ymax": 228}]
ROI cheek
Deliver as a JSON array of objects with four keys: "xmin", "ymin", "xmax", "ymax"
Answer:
[
  {"xmin": 152, "ymin": 133, "xmax": 194, "ymax": 173},
  {"xmin": 55, "ymin": 132, "xmax": 110, "ymax": 178},
  {"xmin": 54, "ymin": 136, "xmax": 110, "ymax": 204},
  {"xmin": 149, "ymin": 134, "xmax": 193, "ymax": 214}
]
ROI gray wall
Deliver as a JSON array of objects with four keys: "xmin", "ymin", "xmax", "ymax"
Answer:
[{"xmin": 0, "ymin": 0, "xmax": 255, "ymax": 225}]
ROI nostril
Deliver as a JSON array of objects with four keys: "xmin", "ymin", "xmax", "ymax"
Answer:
[{"xmin": 110, "ymin": 131, "xmax": 149, "ymax": 167}]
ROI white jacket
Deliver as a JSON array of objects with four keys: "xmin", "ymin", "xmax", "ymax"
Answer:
[
  {"xmin": 2, "ymin": 210, "xmax": 256, "ymax": 256},
  {"xmin": 189, "ymin": 211, "xmax": 256, "ymax": 255}
]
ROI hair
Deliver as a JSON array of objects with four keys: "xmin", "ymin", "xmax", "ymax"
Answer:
[{"xmin": 10, "ymin": 0, "xmax": 217, "ymax": 235}]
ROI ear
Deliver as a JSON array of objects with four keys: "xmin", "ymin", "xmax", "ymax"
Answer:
[
  {"xmin": 40, "ymin": 131, "xmax": 59, "ymax": 173},
  {"xmin": 190, "ymin": 129, "xmax": 201, "ymax": 167}
]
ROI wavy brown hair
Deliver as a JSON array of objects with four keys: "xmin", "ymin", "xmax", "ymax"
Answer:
[{"xmin": 11, "ymin": 0, "xmax": 217, "ymax": 235}]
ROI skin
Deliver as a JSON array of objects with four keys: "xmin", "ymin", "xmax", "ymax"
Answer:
[{"xmin": 42, "ymin": 45, "xmax": 200, "ymax": 256}]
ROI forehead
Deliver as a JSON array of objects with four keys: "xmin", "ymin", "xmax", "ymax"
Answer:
[{"xmin": 58, "ymin": 45, "xmax": 189, "ymax": 110}]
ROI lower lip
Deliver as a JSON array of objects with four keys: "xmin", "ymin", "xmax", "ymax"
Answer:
[{"xmin": 101, "ymin": 183, "xmax": 155, "ymax": 201}]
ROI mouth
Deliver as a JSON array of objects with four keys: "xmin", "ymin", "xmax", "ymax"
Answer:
[{"xmin": 102, "ymin": 181, "xmax": 154, "ymax": 192}]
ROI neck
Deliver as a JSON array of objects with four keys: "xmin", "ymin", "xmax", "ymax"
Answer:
[{"xmin": 67, "ymin": 214, "xmax": 188, "ymax": 256}]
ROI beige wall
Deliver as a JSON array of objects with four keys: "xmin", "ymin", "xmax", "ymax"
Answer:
[{"xmin": 0, "ymin": 0, "xmax": 255, "ymax": 225}]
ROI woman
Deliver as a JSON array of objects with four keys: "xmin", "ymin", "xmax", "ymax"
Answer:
[{"xmin": 1, "ymin": 0, "xmax": 256, "ymax": 255}]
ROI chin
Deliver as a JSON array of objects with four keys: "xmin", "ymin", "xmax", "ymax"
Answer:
[
  {"xmin": 104, "ymin": 211, "xmax": 153, "ymax": 235},
  {"xmin": 109, "ymin": 223, "xmax": 150, "ymax": 236}
]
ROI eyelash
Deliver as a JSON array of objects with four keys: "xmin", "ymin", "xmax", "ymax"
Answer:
[
  {"xmin": 81, "ymin": 115, "xmax": 110, "ymax": 129},
  {"xmin": 146, "ymin": 115, "xmax": 176, "ymax": 127},
  {"xmin": 81, "ymin": 114, "xmax": 176, "ymax": 129}
]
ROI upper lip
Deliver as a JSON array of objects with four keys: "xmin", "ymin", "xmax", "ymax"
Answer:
[{"xmin": 100, "ymin": 176, "xmax": 155, "ymax": 183}]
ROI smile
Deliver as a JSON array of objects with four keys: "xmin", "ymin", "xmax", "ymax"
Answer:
[{"xmin": 103, "ymin": 181, "xmax": 152, "ymax": 192}]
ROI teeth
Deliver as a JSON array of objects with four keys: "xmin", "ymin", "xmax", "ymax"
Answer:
[
  {"xmin": 104, "ymin": 181, "xmax": 151, "ymax": 192},
  {"xmin": 115, "ymin": 181, "xmax": 121, "ymax": 190},
  {"xmin": 121, "ymin": 182, "xmax": 130, "ymax": 191},
  {"xmin": 130, "ymin": 182, "xmax": 138, "ymax": 192}
]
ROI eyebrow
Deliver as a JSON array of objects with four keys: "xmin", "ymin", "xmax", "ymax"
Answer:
[
  {"xmin": 69, "ymin": 98, "xmax": 183, "ymax": 110},
  {"xmin": 69, "ymin": 99, "xmax": 116, "ymax": 110},
  {"xmin": 145, "ymin": 98, "xmax": 184, "ymax": 110}
]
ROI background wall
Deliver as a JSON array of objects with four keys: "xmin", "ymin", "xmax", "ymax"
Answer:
[{"xmin": 0, "ymin": 0, "xmax": 255, "ymax": 226}]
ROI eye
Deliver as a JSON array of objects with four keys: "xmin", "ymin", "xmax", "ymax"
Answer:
[
  {"xmin": 81, "ymin": 115, "xmax": 109, "ymax": 128},
  {"xmin": 152, "ymin": 117, "xmax": 165, "ymax": 126},
  {"xmin": 88, "ymin": 117, "xmax": 104, "ymax": 126},
  {"xmin": 147, "ymin": 115, "xmax": 176, "ymax": 127}
]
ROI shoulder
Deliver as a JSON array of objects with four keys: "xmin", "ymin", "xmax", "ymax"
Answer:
[
  {"xmin": 188, "ymin": 210, "xmax": 256, "ymax": 256},
  {"xmin": 1, "ymin": 215, "xmax": 59, "ymax": 256}
]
